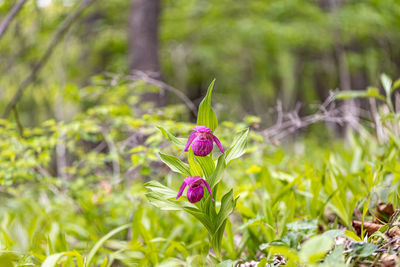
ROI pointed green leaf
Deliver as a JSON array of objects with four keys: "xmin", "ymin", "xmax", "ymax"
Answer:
[
  {"xmin": 195, "ymin": 155, "xmax": 215, "ymax": 178},
  {"xmin": 144, "ymin": 181, "xmax": 178, "ymax": 199},
  {"xmin": 207, "ymin": 155, "xmax": 226, "ymax": 189},
  {"xmin": 159, "ymin": 152, "xmax": 191, "ymax": 176},
  {"xmin": 86, "ymin": 224, "xmax": 130, "ymax": 267},
  {"xmin": 189, "ymin": 149, "xmax": 203, "ymax": 176},
  {"xmin": 197, "ymin": 79, "xmax": 218, "ymax": 131},
  {"xmin": 156, "ymin": 126, "xmax": 186, "ymax": 149},
  {"xmin": 225, "ymin": 128, "xmax": 249, "ymax": 164},
  {"xmin": 146, "ymin": 192, "xmax": 186, "ymax": 211},
  {"xmin": 183, "ymin": 207, "xmax": 214, "ymax": 233},
  {"xmin": 381, "ymin": 73, "xmax": 392, "ymax": 97},
  {"xmin": 215, "ymin": 190, "xmax": 236, "ymax": 234}
]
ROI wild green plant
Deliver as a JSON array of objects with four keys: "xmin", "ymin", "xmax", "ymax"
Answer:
[{"xmin": 145, "ymin": 80, "xmax": 249, "ymax": 261}]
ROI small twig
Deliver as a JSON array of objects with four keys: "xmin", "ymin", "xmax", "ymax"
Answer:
[
  {"xmin": 2, "ymin": 0, "xmax": 98, "ymax": 118},
  {"xmin": 128, "ymin": 71, "xmax": 197, "ymax": 116},
  {"xmin": 12, "ymin": 106, "xmax": 24, "ymax": 137},
  {"xmin": 261, "ymin": 96, "xmax": 350, "ymax": 142},
  {"xmin": 0, "ymin": 0, "xmax": 28, "ymax": 42}
]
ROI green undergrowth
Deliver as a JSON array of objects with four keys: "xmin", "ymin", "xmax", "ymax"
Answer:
[{"xmin": 1, "ymin": 80, "xmax": 400, "ymax": 266}]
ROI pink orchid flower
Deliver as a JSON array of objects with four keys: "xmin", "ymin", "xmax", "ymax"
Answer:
[
  {"xmin": 176, "ymin": 176, "xmax": 214, "ymax": 203},
  {"xmin": 184, "ymin": 126, "xmax": 224, "ymax": 157}
]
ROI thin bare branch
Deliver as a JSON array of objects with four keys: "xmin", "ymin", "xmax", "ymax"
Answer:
[
  {"xmin": 261, "ymin": 95, "xmax": 351, "ymax": 142},
  {"xmin": 128, "ymin": 71, "xmax": 197, "ymax": 116},
  {"xmin": 2, "ymin": 0, "xmax": 98, "ymax": 118},
  {"xmin": 0, "ymin": 0, "xmax": 28, "ymax": 42}
]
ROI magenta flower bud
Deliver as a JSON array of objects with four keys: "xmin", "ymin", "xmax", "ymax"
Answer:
[
  {"xmin": 183, "ymin": 126, "xmax": 224, "ymax": 157},
  {"xmin": 176, "ymin": 176, "xmax": 214, "ymax": 203}
]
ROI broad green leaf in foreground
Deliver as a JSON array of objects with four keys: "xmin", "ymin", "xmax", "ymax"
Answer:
[
  {"xmin": 188, "ymin": 148, "xmax": 203, "ymax": 176},
  {"xmin": 159, "ymin": 152, "xmax": 191, "ymax": 176},
  {"xmin": 156, "ymin": 126, "xmax": 186, "ymax": 148},
  {"xmin": 197, "ymin": 79, "xmax": 218, "ymax": 131},
  {"xmin": 207, "ymin": 155, "xmax": 226, "ymax": 189},
  {"xmin": 195, "ymin": 155, "xmax": 215, "ymax": 178},
  {"xmin": 225, "ymin": 128, "xmax": 249, "ymax": 164},
  {"xmin": 144, "ymin": 181, "xmax": 178, "ymax": 199}
]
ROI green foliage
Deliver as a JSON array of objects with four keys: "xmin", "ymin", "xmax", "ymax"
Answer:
[
  {"xmin": 0, "ymin": 75, "xmax": 399, "ymax": 266},
  {"xmin": 197, "ymin": 79, "xmax": 218, "ymax": 131}
]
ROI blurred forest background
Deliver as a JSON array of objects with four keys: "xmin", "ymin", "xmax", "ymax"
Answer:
[
  {"xmin": 2, "ymin": 0, "xmax": 400, "ymax": 266},
  {"xmin": 1, "ymin": 0, "xmax": 400, "ymax": 125}
]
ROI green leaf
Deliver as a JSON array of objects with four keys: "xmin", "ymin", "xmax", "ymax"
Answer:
[
  {"xmin": 381, "ymin": 73, "xmax": 392, "ymax": 97},
  {"xmin": 207, "ymin": 155, "xmax": 226, "ymax": 189},
  {"xmin": 183, "ymin": 207, "xmax": 214, "ymax": 233},
  {"xmin": 159, "ymin": 152, "xmax": 191, "ymax": 176},
  {"xmin": 392, "ymin": 78, "xmax": 400, "ymax": 93},
  {"xmin": 0, "ymin": 251, "xmax": 19, "ymax": 267},
  {"xmin": 334, "ymin": 87, "xmax": 386, "ymax": 102},
  {"xmin": 197, "ymin": 79, "xmax": 218, "ymax": 131},
  {"xmin": 344, "ymin": 230, "xmax": 362, "ymax": 241},
  {"xmin": 298, "ymin": 235, "xmax": 334, "ymax": 264},
  {"xmin": 215, "ymin": 190, "xmax": 236, "ymax": 234},
  {"xmin": 322, "ymin": 229, "xmax": 344, "ymax": 239},
  {"xmin": 225, "ymin": 128, "xmax": 249, "ymax": 165},
  {"xmin": 324, "ymin": 244, "xmax": 345, "ymax": 266},
  {"xmin": 144, "ymin": 181, "xmax": 178, "ymax": 199},
  {"xmin": 188, "ymin": 149, "xmax": 203, "ymax": 176},
  {"xmin": 86, "ymin": 224, "xmax": 130, "ymax": 267},
  {"xmin": 146, "ymin": 192, "xmax": 186, "ymax": 211},
  {"xmin": 351, "ymin": 242, "xmax": 378, "ymax": 257},
  {"xmin": 195, "ymin": 155, "xmax": 215, "ymax": 178},
  {"xmin": 156, "ymin": 126, "xmax": 186, "ymax": 149},
  {"xmin": 211, "ymin": 220, "xmax": 227, "ymax": 260},
  {"xmin": 41, "ymin": 251, "xmax": 83, "ymax": 267}
]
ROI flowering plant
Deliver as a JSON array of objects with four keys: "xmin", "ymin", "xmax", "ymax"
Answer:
[{"xmin": 145, "ymin": 80, "xmax": 249, "ymax": 260}]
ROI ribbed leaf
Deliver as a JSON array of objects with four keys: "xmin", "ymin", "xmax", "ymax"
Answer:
[
  {"xmin": 197, "ymin": 79, "xmax": 218, "ymax": 131},
  {"xmin": 144, "ymin": 181, "xmax": 178, "ymax": 199},
  {"xmin": 159, "ymin": 152, "xmax": 191, "ymax": 176},
  {"xmin": 215, "ymin": 190, "xmax": 236, "ymax": 234},
  {"xmin": 146, "ymin": 192, "xmax": 185, "ymax": 211},
  {"xmin": 225, "ymin": 128, "xmax": 249, "ymax": 164},
  {"xmin": 183, "ymin": 207, "xmax": 214, "ymax": 233},
  {"xmin": 188, "ymin": 149, "xmax": 203, "ymax": 176},
  {"xmin": 207, "ymin": 155, "xmax": 226, "ymax": 189},
  {"xmin": 210, "ymin": 190, "xmax": 236, "ymax": 260},
  {"xmin": 195, "ymin": 155, "xmax": 215, "ymax": 178},
  {"xmin": 156, "ymin": 126, "xmax": 186, "ymax": 149}
]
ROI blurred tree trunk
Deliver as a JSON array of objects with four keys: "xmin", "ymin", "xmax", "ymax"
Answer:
[
  {"xmin": 329, "ymin": 0, "xmax": 359, "ymax": 131},
  {"xmin": 129, "ymin": 0, "xmax": 164, "ymax": 105}
]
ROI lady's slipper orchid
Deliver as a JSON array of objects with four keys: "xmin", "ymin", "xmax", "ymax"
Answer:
[
  {"xmin": 176, "ymin": 176, "xmax": 214, "ymax": 203},
  {"xmin": 184, "ymin": 126, "xmax": 224, "ymax": 157}
]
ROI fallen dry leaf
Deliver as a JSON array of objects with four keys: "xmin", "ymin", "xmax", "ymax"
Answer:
[{"xmin": 380, "ymin": 253, "xmax": 398, "ymax": 267}]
